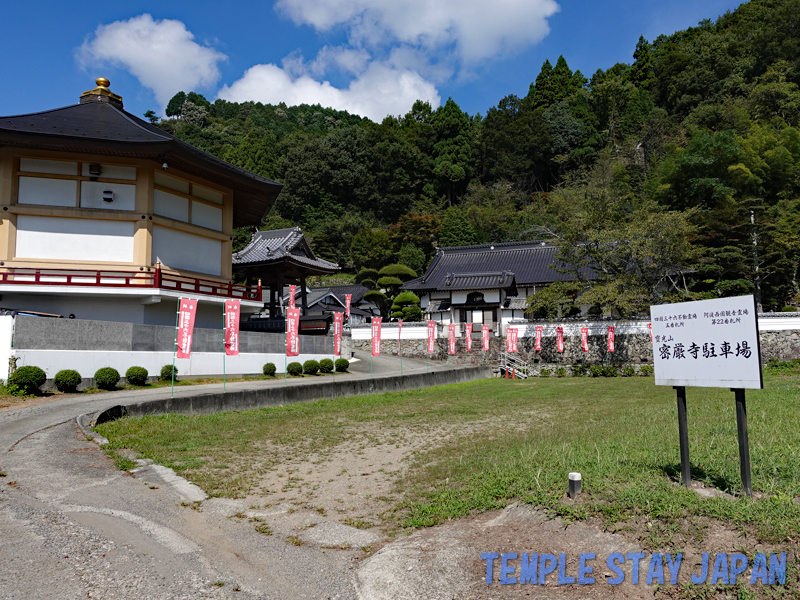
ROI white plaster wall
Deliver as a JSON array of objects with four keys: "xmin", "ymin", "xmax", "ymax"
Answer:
[
  {"xmin": 15, "ymin": 215, "xmax": 134, "ymax": 262},
  {"xmin": 191, "ymin": 201, "xmax": 223, "ymax": 231},
  {"xmin": 154, "ymin": 172, "xmax": 190, "ymax": 194},
  {"xmin": 152, "ymin": 225, "xmax": 222, "ymax": 276},
  {"xmin": 18, "ymin": 177, "xmax": 77, "ymax": 207},
  {"xmin": 452, "ymin": 291, "xmax": 468, "ymax": 303},
  {"xmin": 12, "ymin": 350, "xmax": 334, "ymax": 379},
  {"xmin": 351, "ymin": 325, "xmax": 436, "ymax": 340},
  {"xmin": 193, "ymin": 185, "xmax": 223, "ymax": 204},
  {"xmin": 154, "ymin": 189, "xmax": 189, "ymax": 222},
  {"xmin": 759, "ymin": 316, "xmax": 800, "ymax": 331},
  {"xmin": 20, "ymin": 158, "xmax": 77, "ymax": 175},
  {"xmin": 81, "ymin": 163, "xmax": 136, "ymax": 180},
  {"xmin": 484, "ymin": 290, "xmax": 500, "ymax": 302},
  {"xmin": 0, "ymin": 316, "xmax": 13, "ymax": 381},
  {"xmin": 80, "ymin": 181, "xmax": 136, "ymax": 211}
]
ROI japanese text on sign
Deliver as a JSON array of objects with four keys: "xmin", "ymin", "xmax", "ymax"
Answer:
[{"xmin": 650, "ymin": 296, "xmax": 762, "ymax": 389}]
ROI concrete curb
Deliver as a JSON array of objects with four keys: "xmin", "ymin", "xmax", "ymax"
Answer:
[{"xmin": 94, "ymin": 366, "xmax": 493, "ymax": 424}]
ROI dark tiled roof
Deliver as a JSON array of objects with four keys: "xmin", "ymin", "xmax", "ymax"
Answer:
[
  {"xmin": 233, "ymin": 227, "xmax": 339, "ymax": 273},
  {"xmin": 503, "ymin": 298, "xmax": 528, "ymax": 310},
  {"xmin": 426, "ymin": 300, "xmax": 451, "ymax": 312},
  {"xmin": 328, "ymin": 285, "xmax": 370, "ymax": 305},
  {"xmin": 0, "ymin": 101, "xmax": 282, "ymax": 228},
  {"xmin": 404, "ymin": 241, "xmax": 592, "ymax": 292}
]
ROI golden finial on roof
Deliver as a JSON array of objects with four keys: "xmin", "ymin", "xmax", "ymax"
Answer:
[{"xmin": 80, "ymin": 77, "xmax": 123, "ymax": 108}]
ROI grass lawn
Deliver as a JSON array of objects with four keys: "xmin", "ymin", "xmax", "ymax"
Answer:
[{"xmin": 95, "ymin": 372, "xmax": 800, "ymax": 551}]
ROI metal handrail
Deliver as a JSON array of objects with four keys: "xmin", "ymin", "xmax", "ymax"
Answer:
[{"xmin": 499, "ymin": 351, "xmax": 530, "ymax": 378}]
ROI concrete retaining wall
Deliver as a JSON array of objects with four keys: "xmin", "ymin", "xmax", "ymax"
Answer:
[
  {"xmin": 95, "ymin": 366, "xmax": 493, "ymax": 423},
  {"xmin": 6, "ymin": 316, "xmax": 336, "ymax": 381}
]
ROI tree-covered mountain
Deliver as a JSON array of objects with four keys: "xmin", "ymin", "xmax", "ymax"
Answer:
[{"xmin": 155, "ymin": 0, "xmax": 800, "ymax": 314}]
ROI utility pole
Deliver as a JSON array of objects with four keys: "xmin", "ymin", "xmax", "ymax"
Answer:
[{"xmin": 751, "ymin": 210, "xmax": 762, "ymax": 313}]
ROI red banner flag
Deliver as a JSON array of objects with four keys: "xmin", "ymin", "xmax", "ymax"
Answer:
[
  {"xmin": 581, "ymin": 327, "xmax": 589, "ymax": 353},
  {"xmin": 371, "ymin": 317, "xmax": 382, "ymax": 356},
  {"xmin": 482, "ymin": 324, "xmax": 490, "ymax": 351},
  {"xmin": 465, "ymin": 323, "xmax": 473, "ymax": 352},
  {"xmin": 507, "ymin": 327, "xmax": 519, "ymax": 352},
  {"xmin": 286, "ymin": 307, "xmax": 300, "ymax": 356},
  {"xmin": 176, "ymin": 298, "xmax": 198, "ymax": 358},
  {"xmin": 288, "ymin": 285, "xmax": 296, "ymax": 309},
  {"xmin": 345, "ymin": 294, "xmax": 351, "ymax": 319},
  {"xmin": 607, "ymin": 326, "xmax": 615, "ymax": 352},
  {"xmin": 648, "ymin": 322, "xmax": 653, "ymax": 343},
  {"xmin": 556, "ymin": 327, "xmax": 564, "ymax": 353},
  {"xmin": 427, "ymin": 320, "xmax": 436, "ymax": 353},
  {"xmin": 224, "ymin": 300, "xmax": 240, "ymax": 356},
  {"xmin": 448, "ymin": 323, "xmax": 456, "ymax": 354},
  {"xmin": 535, "ymin": 326, "xmax": 543, "ymax": 351},
  {"xmin": 333, "ymin": 312, "xmax": 344, "ymax": 356}
]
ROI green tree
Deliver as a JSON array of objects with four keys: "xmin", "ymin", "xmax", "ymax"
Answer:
[
  {"xmin": 439, "ymin": 206, "xmax": 478, "ymax": 247},
  {"xmin": 350, "ymin": 229, "xmax": 392, "ymax": 270},
  {"xmin": 397, "ymin": 243, "xmax": 426, "ymax": 274},
  {"xmin": 431, "ymin": 98, "xmax": 474, "ymax": 203},
  {"xmin": 166, "ymin": 91, "xmax": 186, "ymax": 117}
]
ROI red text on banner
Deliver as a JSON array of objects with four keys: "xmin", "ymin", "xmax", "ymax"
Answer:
[
  {"xmin": 371, "ymin": 317, "xmax": 382, "ymax": 356},
  {"xmin": 224, "ymin": 300, "xmax": 240, "ymax": 356},
  {"xmin": 176, "ymin": 298, "xmax": 198, "ymax": 358},
  {"xmin": 286, "ymin": 308, "xmax": 300, "ymax": 356}
]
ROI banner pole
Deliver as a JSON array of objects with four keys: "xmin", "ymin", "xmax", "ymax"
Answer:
[
  {"xmin": 171, "ymin": 301, "xmax": 179, "ymax": 398},
  {"xmin": 222, "ymin": 309, "xmax": 226, "ymax": 393},
  {"xmin": 284, "ymin": 316, "xmax": 287, "ymax": 387}
]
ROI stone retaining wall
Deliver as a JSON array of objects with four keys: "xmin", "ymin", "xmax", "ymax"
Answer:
[{"xmin": 345, "ymin": 326, "xmax": 800, "ymax": 365}]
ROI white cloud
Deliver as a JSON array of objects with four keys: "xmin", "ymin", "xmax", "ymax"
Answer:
[
  {"xmin": 275, "ymin": 0, "xmax": 560, "ymax": 64},
  {"xmin": 218, "ymin": 60, "xmax": 441, "ymax": 121},
  {"xmin": 76, "ymin": 14, "xmax": 227, "ymax": 107}
]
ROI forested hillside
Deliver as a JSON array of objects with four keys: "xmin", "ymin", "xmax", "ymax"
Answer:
[{"xmin": 154, "ymin": 0, "xmax": 800, "ymax": 315}]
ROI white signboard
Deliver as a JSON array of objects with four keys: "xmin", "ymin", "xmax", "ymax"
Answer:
[{"xmin": 650, "ymin": 295, "xmax": 762, "ymax": 389}]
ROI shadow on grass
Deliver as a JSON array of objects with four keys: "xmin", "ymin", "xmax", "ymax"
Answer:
[{"xmin": 660, "ymin": 461, "xmax": 736, "ymax": 492}]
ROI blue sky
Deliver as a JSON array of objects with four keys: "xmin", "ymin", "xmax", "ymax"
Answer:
[{"xmin": 1, "ymin": 0, "xmax": 745, "ymax": 122}]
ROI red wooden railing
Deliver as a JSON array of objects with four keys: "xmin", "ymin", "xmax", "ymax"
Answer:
[{"xmin": 0, "ymin": 265, "xmax": 262, "ymax": 301}]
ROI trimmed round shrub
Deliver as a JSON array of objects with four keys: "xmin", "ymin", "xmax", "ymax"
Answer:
[
  {"xmin": 622, "ymin": 365, "xmax": 636, "ymax": 377},
  {"xmin": 781, "ymin": 306, "xmax": 798, "ymax": 312},
  {"xmin": 125, "ymin": 366, "xmax": 148, "ymax": 387},
  {"xmin": 378, "ymin": 264, "xmax": 417, "ymax": 281},
  {"xmin": 556, "ymin": 367, "xmax": 567, "ymax": 378},
  {"xmin": 335, "ymin": 358, "xmax": 350, "ymax": 372},
  {"xmin": 589, "ymin": 365, "xmax": 604, "ymax": 377},
  {"xmin": 539, "ymin": 368, "xmax": 551, "ymax": 377},
  {"xmin": 639, "ymin": 365, "xmax": 655, "ymax": 377},
  {"xmin": 160, "ymin": 364, "xmax": 178, "ymax": 381},
  {"xmin": 287, "ymin": 362, "xmax": 303, "ymax": 376},
  {"xmin": 570, "ymin": 365, "xmax": 586, "ymax": 377},
  {"xmin": 360, "ymin": 278, "xmax": 377, "ymax": 290},
  {"xmin": 303, "ymin": 360, "xmax": 320, "ymax": 376},
  {"xmin": 94, "ymin": 367, "xmax": 120, "ymax": 391},
  {"xmin": 8, "ymin": 366, "xmax": 47, "ymax": 395},
  {"xmin": 319, "ymin": 358, "xmax": 334, "ymax": 374},
  {"xmin": 356, "ymin": 268, "xmax": 380, "ymax": 284},
  {"xmin": 54, "ymin": 369, "xmax": 82, "ymax": 393},
  {"xmin": 263, "ymin": 362, "xmax": 276, "ymax": 376},
  {"xmin": 602, "ymin": 365, "xmax": 618, "ymax": 377},
  {"xmin": 376, "ymin": 276, "xmax": 403, "ymax": 289}
]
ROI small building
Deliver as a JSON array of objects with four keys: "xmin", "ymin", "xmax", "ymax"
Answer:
[
  {"xmin": 297, "ymin": 284, "xmax": 375, "ymax": 325},
  {"xmin": 0, "ymin": 78, "xmax": 282, "ymax": 328},
  {"xmin": 232, "ymin": 227, "xmax": 339, "ymax": 331},
  {"xmin": 402, "ymin": 240, "xmax": 589, "ymax": 335}
]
